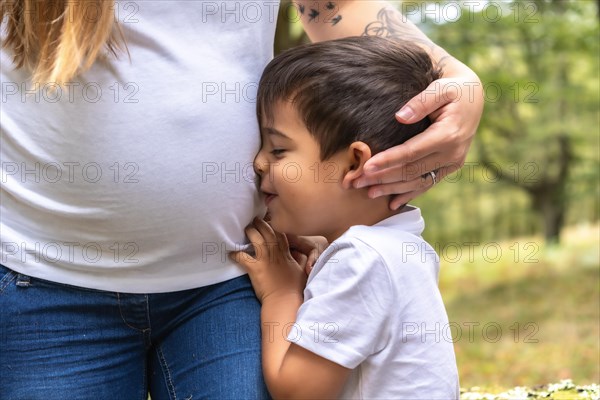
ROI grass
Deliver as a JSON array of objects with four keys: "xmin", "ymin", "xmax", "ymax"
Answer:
[{"xmin": 437, "ymin": 222, "xmax": 600, "ymax": 391}]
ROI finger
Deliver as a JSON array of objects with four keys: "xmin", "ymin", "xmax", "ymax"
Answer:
[
  {"xmin": 305, "ymin": 260, "xmax": 315, "ymax": 276},
  {"xmin": 359, "ymin": 151, "xmax": 462, "ymax": 189},
  {"xmin": 362, "ymin": 119, "xmax": 460, "ymax": 176},
  {"xmin": 305, "ymin": 248, "xmax": 319, "ymax": 271},
  {"xmin": 253, "ymin": 217, "xmax": 276, "ymax": 242},
  {"xmin": 366, "ymin": 173, "xmax": 433, "ymax": 200},
  {"xmin": 286, "ymin": 234, "xmax": 328, "ymax": 275},
  {"xmin": 245, "ymin": 224, "xmax": 266, "ymax": 249},
  {"xmin": 387, "ymin": 165, "xmax": 457, "ymax": 210},
  {"xmin": 392, "ymin": 152, "xmax": 463, "ymax": 181},
  {"xmin": 229, "ymin": 251, "xmax": 258, "ymax": 269},
  {"xmin": 291, "ymin": 249, "xmax": 308, "ymax": 270},
  {"xmin": 394, "ymin": 78, "xmax": 459, "ymax": 124},
  {"xmin": 274, "ymin": 230, "xmax": 291, "ymax": 253},
  {"xmin": 370, "ymin": 163, "xmax": 457, "ymax": 200},
  {"xmin": 286, "ymin": 234, "xmax": 316, "ymax": 256}
]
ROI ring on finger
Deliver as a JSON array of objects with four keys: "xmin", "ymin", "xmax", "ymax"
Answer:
[{"xmin": 429, "ymin": 170, "xmax": 437, "ymax": 186}]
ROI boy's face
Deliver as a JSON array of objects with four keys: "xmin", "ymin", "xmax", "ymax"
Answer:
[{"xmin": 254, "ymin": 101, "xmax": 351, "ymax": 240}]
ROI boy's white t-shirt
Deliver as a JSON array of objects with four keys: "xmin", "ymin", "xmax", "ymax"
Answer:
[
  {"xmin": 0, "ymin": 1, "xmax": 279, "ymax": 292},
  {"xmin": 290, "ymin": 207, "xmax": 459, "ymax": 399}
]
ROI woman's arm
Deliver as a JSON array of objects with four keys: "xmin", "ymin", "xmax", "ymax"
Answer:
[{"xmin": 295, "ymin": 1, "xmax": 484, "ymax": 208}]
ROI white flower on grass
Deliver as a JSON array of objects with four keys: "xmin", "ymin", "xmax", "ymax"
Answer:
[
  {"xmin": 459, "ymin": 381, "xmax": 600, "ymax": 400},
  {"xmin": 577, "ymin": 384, "xmax": 600, "ymax": 400},
  {"xmin": 461, "ymin": 392, "xmax": 497, "ymax": 400},
  {"xmin": 548, "ymin": 379, "xmax": 576, "ymax": 392},
  {"xmin": 497, "ymin": 386, "xmax": 530, "ymax": 400}
]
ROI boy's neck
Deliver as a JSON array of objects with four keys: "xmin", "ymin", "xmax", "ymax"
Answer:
[{"xmin": 323, "ymin": 192, "xmax": 404, "ymax": 243}]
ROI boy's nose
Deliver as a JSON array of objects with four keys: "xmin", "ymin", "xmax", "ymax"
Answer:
[{"xmin": 253, "ymin": 151, "xmax": 267, "ymax": 176}]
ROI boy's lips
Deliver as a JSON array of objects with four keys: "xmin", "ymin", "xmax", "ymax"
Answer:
[
  {"xmin": 260, "ymin": 181, "xmax": 277, "ymax": 207},
  {"xmin": 264, "ymin": 193, "xmax": 277, "ymax": 206}
]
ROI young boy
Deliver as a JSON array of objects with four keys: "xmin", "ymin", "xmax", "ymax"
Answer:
[{"xmin": 232, "ymin": 36, "xmax": 459, "ymax": 399}]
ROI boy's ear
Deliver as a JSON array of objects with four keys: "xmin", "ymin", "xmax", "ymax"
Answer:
[{"xmin": 342, "ymin": 141, "xmax": 372, "ymax": 189}]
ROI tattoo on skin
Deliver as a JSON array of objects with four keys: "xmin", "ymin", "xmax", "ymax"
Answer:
[
  {"xmin": 363, "ymin": 6, "xmax": 447, "ymax": 68},
  {"xmin": 300, "ymin": 2, "xmax": 341, "ymax": 26},
  {"xmin": 434, "ymin": 54, "xmax": 451, "ymax": 70},
  {"xmin": 325, "ymin": 2, "xmax": 341, "ymax": 26},
  {"xmin": 308, "ymin": 8, "xmax": 320, "ymax": 22}
]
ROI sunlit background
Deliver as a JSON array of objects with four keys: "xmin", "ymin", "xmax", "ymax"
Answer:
[{"xmin": 275, "ymin": 0, "xmax": 599, "ymax": 392}]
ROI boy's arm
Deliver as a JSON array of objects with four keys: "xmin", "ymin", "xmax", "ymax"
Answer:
[
  {"xmin": 261, "ymin": 294, "xmax": 351, "ymax": 399},
  {"xmin": 231, "ymin": 218, "xmax": 351, "ymax": 399},
  {"xmin": 294, "ymin": 1, "xmax": 484, "ymax": 208}
]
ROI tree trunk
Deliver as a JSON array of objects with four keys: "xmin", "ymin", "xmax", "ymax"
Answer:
[{"xmin": 536, "ymin": 194, "xmax": 565, "ymax": 243}]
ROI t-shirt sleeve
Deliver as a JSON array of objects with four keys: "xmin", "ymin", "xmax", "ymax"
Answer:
[{"xmin": 288, "ymin": 239, "xmax": 396, "ymax": 369}]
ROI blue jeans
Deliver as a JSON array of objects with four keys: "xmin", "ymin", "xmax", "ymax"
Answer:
[{"xmin": 0, "ymin": 264, "xmax": 270, "ymax": 400}]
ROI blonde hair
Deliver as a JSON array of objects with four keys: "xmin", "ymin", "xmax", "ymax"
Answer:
[{"xmin": 1, "ymin": 0, "xmax": 126, "ymax": 83}]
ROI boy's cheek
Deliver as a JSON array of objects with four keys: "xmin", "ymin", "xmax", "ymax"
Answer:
[
  {"xmin": 268, "ymin": 216, "xmax": 296, "ymax": 237},
  {"xmin": 268, "ymin": 217, "xmax": 284, "ymax": 233}
]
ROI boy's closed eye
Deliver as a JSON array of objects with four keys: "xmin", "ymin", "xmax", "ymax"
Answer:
[{"xmin": 270, "ymin": 148, "xmax": 287, "ymax": 158}]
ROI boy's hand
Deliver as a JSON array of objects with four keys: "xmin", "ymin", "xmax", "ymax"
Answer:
[
  {"xmin": 286, "ymin": 234, "xmax": 329, "ymax": 275},
  {"xmin": 354, "ymin": 73, "xmax": 484, "ymax": 210},
  {"xmin": 231, "ymin": 218, "xmax": 307, "ymax": 303}
]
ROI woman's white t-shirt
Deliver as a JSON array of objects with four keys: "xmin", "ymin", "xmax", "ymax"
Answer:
[{"xmin": 0, "ymin": 1, "xmax": 279, "ymax": 292}]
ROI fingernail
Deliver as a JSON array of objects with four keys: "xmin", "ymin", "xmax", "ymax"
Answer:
[
  {"xmin": 369, "ymin": 190, "xmax": 381, "ymax": 199},
  {"xmin": 354, "ymin": 179, "xmax": 366, "ymax": 188},
  {"xmin": 396, "ymin": 106, "xmax": 415, "ymax": 121}
]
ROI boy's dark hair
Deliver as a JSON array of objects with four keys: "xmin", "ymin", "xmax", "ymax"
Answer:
[{"xmin": 257, "ymin": 36, "xmax": 442, "ymax": 160}]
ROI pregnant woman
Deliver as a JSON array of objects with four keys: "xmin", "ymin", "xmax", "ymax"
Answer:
[{"xmin": 0, "ymin": 1, "xmax": 482, "ymax": 398}]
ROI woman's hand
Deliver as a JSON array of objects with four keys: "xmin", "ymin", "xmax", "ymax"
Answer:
[
  {"xmin": 231, "ymin": 218, "xmax": 307, "ymax": 304},
  {"xmin": 352, "ymin": 69, "xmax": 484, "ymax": 210}
]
